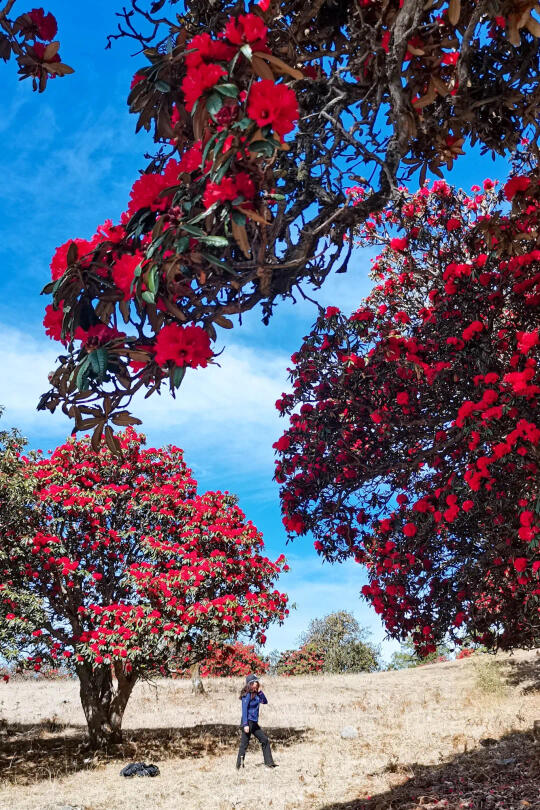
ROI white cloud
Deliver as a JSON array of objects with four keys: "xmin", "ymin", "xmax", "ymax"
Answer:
[
  {"xmin": 263, "ymin": 552, "xmax": 401, "ymax": 664},
  {"xmin": 0, "ymin": 322, "xmax": 289, "ymax": 480}
]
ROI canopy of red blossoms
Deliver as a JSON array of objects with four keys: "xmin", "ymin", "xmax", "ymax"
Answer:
[
  {"xmin": 0, "ymin": 429, "xmax": 288, "ymax": 679},
  {"xmin": 274, "ymin": 172, "xmax": 540, "ymax": 654},
  {"xmin": 38, "ymin": 0, "xmax": 540, "ymax": 440}
]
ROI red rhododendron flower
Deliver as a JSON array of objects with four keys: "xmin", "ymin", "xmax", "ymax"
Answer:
[
  {"xmin": 396, "ymin": 391, "xmax": 409, "ymax": 405},
  {"xmin": 185, "ymin": 33, "xmax": 235, "ymax": 71},
  {"xmin": 403, "ymin": 523, "xmax": 417, "ymax": 537},
  {"xmin": 224, "ymin": 13, "xmax": 268, "ymax": 48},
  {"xmin": 325, "ymin": 306, "xmax": 340, "ymax": 318},
  {"xmin": 76, "ymin": 324, "xmax": 125, "ymax": 347},
  {"xmin": 504, "ymin": 176, "xmax": 531, "ymax": 201},
  {"xmin": 283, "ymin": 515, "xmax": 305, "ymax": 534},
  {"xmin": 50, "ymin": 238, "xmax": 94, "ymax": 280},
  {"xmin": 128, "ymin": 160, "xmax": 180, "ymax": 216},
  {"xmin": 182, "ymin": 62, "xmax": 227, "ymax": 112},
  {"xmin": 202, "ymin": 172, "xmax": 255, "ymax": 210},
  {"xmin": 112, "ymin": 253, "xmax": 142, "ymax": 300},
  {"xmin": 153, "ymin": 324, "xmax": 213, "ymax": 369},
  {"xmin": 43, "ymin": 301, "xmax": 66, "ymax": 343},
  {"xmin": 247, "ymin": 80, "xmax": 298, "ymax": 137},
  {"xmin": 441, "ymin": 52, "xmax": 458, "ymax": 65},
  {"xmin": 390, "ymin": 237, "xmax": 408, "ymax": 251},
  {"xmin": 517, "ymin": 330, "xmax": 539, "ymax": 354},
  {"xmin": 29, "ymin": 8, "xmax": 58, "ymax": 40},
  {"xmin": 513, "ymin": 557, "xmax": 528, "ymax": 573},
  {"xmin": 446, "ymin": 217, "xmax": 461, "ymax": 231}
]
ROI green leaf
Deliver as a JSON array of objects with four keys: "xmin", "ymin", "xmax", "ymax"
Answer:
[
  {"xmin": 200, "ymin": 235, "xmax": 229, "ymax": 247},
  {"xmin": 206, "ymin": 92, "xmax": 223, "ymax": 119},
  {"xmin": 76, "ymin": 356, "xmax": 91, "ymax": 392},
  {"xmin": 181, "ymin": 224, "xmax": 205, "ymax": 237},
  {"xmin": 171, "ymin": 366, "xmax": 186, "ymax": 389},
  {"xmin": 232, "ymin": 210, "xmax": 247, "ymax": 226},
  {"xmin": 216, "ymin": 83, "xmax": 239, "ymax": 98},
  {"xmin": 249, "ymin": 140, "xmax": 276, "ymax": 158},
  {"xmin": 235, "ymin": 117, "xmax": 252, "ymax": 131},
  {"xmin": 213, "ymin": 156, "xmax": 233, "ymax": 184},
  {"xmin": 141, "ymin": 290, "xmax": 156, "ymax": 304},
  {"xmin": 202, "ymin": 132, "xmax": 219, "ymax": 167},
  {"xmin": 155, "ymin": 79, "xmax": 171, "ymax": 93},
  {"xmin": 146, "ymin": 266, "xmax": 159, "ymax": 295},
  {"xmin": 146, "ymin": 233, "xmax": 166, "ymax": 260},
  {"xmin": 175, "ymin": 236, "xmax": 190, "ymax": 253},
  {"xmin": 186, "ymin": 204, "xmax": 217, "ymax": 226},
  {"xmin": 201, "ymin": 252, "xmax": 237, "ymax": 275},
  {"xmin": 89, "ymin": 348, "xmax": 108, "ymax": 378}
]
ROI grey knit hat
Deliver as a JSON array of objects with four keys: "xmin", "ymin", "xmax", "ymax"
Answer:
[{"xmin": 245, "ymin": 673, "xmax": 259, "ymax": 685}]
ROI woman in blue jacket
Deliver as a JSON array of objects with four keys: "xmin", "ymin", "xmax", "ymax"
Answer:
[{"xmin": 236, "ymin": 673, "xmax": 276, "ymax": 769}]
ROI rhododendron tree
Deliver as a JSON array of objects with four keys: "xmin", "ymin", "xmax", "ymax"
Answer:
[
  {"xmin": 39, "ymin": 0, "xmax": 540, "ymax": 440},
  {"xmin": 0, "ymin": 429, "xmax": 288, "ymax": 747},
  {"xmin": 0, "ymin": 2, "xmax": 73, "ymax": 91},
  {"xmin": 275, "ymin": 171, "xmax": 540, "ymax": 655},
  {"xmin": 177, "ymin": 641, "xmax": 269, "ymax": 678},
  {"xmin": 276, "ymin": 642, "xmax": 325, "ymax": 676}
]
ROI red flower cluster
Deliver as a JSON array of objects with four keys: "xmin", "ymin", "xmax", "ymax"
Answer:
[
  {"xmin": 153, "ymin": 323, "xmax": 213, "ymax": 369},
  {"xmin": 202, "ymin": 172, "xmax": 255, "ymax": 210},
  {"xmin": 247, "ymin": 80, "xmax": 299, "ymax": 137},
  {"xmin": 28, "ymin": 8, "xmax": 58, "ymax": 40}
]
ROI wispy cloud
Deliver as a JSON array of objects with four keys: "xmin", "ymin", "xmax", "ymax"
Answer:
[{"xmin": 264, "ymin": 553, "xmax": 401, "ymax": 663}]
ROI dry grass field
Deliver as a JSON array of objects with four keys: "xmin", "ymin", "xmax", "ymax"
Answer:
[{"xmin": 0, "ymin": 650, "xmax": 539, "ymax": 810}]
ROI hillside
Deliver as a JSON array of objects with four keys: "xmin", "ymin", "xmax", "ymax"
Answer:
[{"xmin": 0, "ymin": 650, "xmax": 539, "ymax": 810}]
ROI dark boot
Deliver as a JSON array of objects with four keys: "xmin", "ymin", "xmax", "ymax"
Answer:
[{"xmin": 236, "ymin": 753, "xmax": 245, "ymax": 770}]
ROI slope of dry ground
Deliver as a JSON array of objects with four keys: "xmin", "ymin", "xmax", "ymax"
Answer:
[{"xmin": 0, "ymin": 650, "xmax": 539, "ymax": 810}]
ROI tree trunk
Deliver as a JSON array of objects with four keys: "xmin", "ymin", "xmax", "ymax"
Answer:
[
  {"xmin": 78, "ymin": 663, "xmax": 137, "ymax": 749},
  {"xmin": 191, "ymin": 661, "xmax": 205, "ymax": 694}
]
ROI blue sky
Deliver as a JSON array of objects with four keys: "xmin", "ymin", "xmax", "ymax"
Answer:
[{"xmin": 0, "ymin": 1, "xmax": 511, "ymax": 662}]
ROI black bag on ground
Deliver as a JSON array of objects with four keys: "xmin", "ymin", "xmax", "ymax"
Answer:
[{"xmin": 120, "ymin": 761, "xmax": 160, "ymax": 777}]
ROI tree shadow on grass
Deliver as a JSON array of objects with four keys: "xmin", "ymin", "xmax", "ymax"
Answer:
[
  {"xmin": 319, "ymin": 728, "xmax": 540, "ymax": 810},
  {"xmin": 502, "ymin": 654, "xmax": 540, "ymax": 695},
  {"xmin": 0, "ymin": 721, "xmax": 308, "ymax": 785}
]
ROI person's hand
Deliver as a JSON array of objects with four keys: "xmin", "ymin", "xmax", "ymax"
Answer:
[{"xmin": 243, "ymin": 725, "xmax": 250, "ymax": 733}]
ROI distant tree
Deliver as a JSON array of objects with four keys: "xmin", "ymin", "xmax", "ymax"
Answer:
[
  {"xmin": 300, "ymin": 611, "xmax": 380, "ymax": 673},
  {"xmin": 177, "ymin": 640, "xmax": 269, "ymax": 677},
  {"xmin": 0, "ymin": 429, "xmax": 288, "ymax": 748},
  {"xmin": 276, "ymin": 642, "xmax": 325, "ymax": 676},
  {"xmin": 387, "ymin": 637, "xmax": 452, "ymax": 670},
  {"xmin": 266, "ymin": 648, "xmax": 282, "ymax": 676}
]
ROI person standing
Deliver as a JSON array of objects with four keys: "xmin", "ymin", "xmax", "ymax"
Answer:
[{"xmin": 236, "ymin": 673, "xmax": 277, "ymax": 769}]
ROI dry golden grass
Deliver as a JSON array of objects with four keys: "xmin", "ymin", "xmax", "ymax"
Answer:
[{"xmin": 0, "ymin": 649, "xmax": 539, "ymax": 810}]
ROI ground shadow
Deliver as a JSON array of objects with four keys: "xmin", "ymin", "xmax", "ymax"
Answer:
[
  {"xmin": 0, "ymin": 721, "xmax": 308, "ymax": 785},
  {"xmin": 502, "ymin": 654, "xmax": 540, "ymax": 694},
  {"xmin": 319, "ymin": 728, "xmax": 539, "ymax": 810}
]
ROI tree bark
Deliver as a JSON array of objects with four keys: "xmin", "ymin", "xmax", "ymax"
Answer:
[
  {"xmin": 77, "ymin": 663, "xmax": 138, "ymax": 749},
  {"xmin": 191, "ymin": 661, "xmax": 205, "ymax": 694}
]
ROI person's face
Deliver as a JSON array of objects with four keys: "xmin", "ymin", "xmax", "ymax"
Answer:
[{"xmin": 250, "ymin": 680, "xmax": 259, "ymax": 692}]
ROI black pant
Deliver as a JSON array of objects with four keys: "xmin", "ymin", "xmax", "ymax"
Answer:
[{"xmin": 238, "ymin": 721, "xmax": 275, "ymax": 766}]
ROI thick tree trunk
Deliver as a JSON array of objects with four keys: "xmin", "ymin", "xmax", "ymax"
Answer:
[
  {"xmin": 191, "ymin": 661, "xmax": 205, "ymax": 694},
  {"xmin": 78, "ymin": 663, "xmax": 137, "ymax": 749}
]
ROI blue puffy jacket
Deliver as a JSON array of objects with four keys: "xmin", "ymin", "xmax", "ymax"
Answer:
[{"xmin": 240, "ymin": 690, "xmax": 268, "ymax": 726}]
